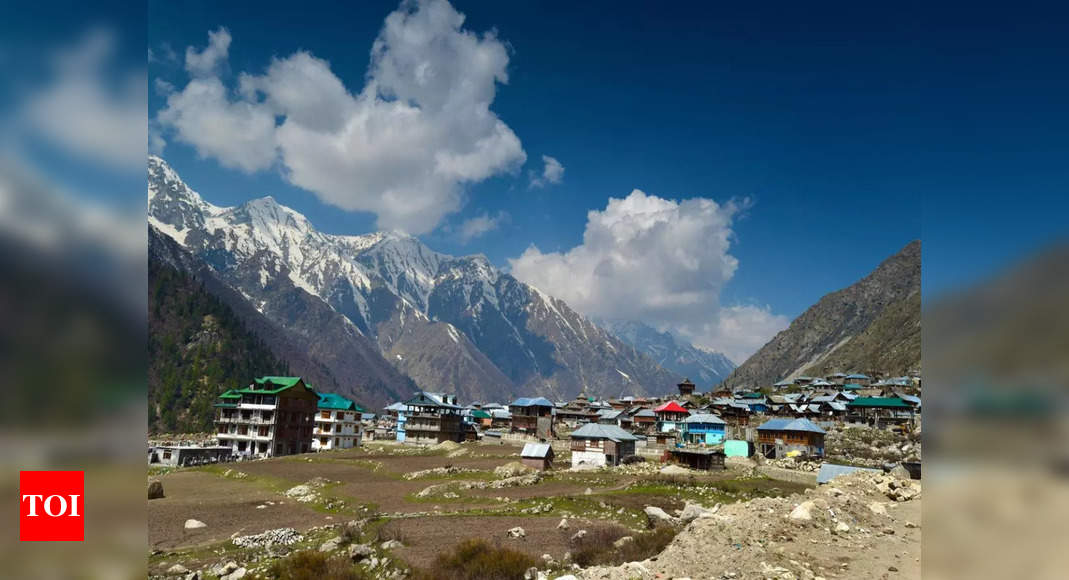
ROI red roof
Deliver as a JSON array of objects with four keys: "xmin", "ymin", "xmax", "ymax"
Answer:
[{"xmin": 653, "ymin": 401, "xmax": 689, "ymax": 414}]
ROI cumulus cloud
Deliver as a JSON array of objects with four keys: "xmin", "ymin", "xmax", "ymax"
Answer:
[
  {"xmin": 529, "ymin": 154, "xmax": 564, "ymax": 188},
  {"xmin": 155, "ymin": 0, "xmax": 527, "ymax": 234},
  {"xmin": 184, "ymin": 27, "xmax": 231, "ymax": 77},
  {"xmin": 457, "ymin": 211, "xmax": 508, "ymax": 242},
  {"xmin": 20, "ymin": 28, "xmax": 147, "ymax": 172},
  {"xmin": 509, "ymin": 190, "xmax": 787, "ymax": 363}
]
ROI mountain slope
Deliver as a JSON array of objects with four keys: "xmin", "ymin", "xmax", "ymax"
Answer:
[
  {"xmin": 150, "ymin": 225, "xmax": 415, "ymax": 410},
  {"xmin": 149, "ymin": 257, "xmax": 290, "ymax": 433},
  {"xmin": 601, "ymin": 320, "xmax": 736, "ymax": 389},
  {"xmin": 719, "ymin": 240, "xmax": 921, "ymax": 390},
  {"xmin": 148, "ymin": 156, "xmax": 680, "ymax": 402}
]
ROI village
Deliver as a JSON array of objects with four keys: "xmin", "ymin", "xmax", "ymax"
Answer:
[{"xmin": 148, "ymin": 372, "xmax": 921, "ymax": 579}]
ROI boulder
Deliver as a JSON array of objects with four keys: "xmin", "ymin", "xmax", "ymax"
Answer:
[
  {"xmin": 660, "ymin": 465, "xmax": 691, "ymax": 476},
  {"xmin": 507, "ymin": 526, "xmax": 527, "ymax": 539},
  {"xmin": 570, "ymin": 530, "xmax": 587, "ymax": 542},
  {"xmin": 789, "ymin": 501, "xmax": 815, "ymax": 521},
  {"xmin": 868, "ymin": 502, "xmax": 888, "ymax": 516},
  {"xmin": 349, "ymin": 544, "xmax": 373, "ymax": 561},
  {"xmin": 223, "ymin": 568, "xmax": 246, "ymax": 580},
  {"xmin": 148, "ymin": 480, "xmax": 165, "ymax": 500},
  {"xmin": 835, "ymin": 521, "xmax": 851, "ymax": 532},
  {"xmin": 167, "ymin": 564, "xmax": 189, "ymax": 575},
  {"xmin": 557, "ymin": 518, "xmax": 570, "ymax": 530},
  {"xmin": 495, "ymin": 462, "xmax": 534, "ymax": 478},
  {"xmin": 644, "ymin": 506, "xmax": 679, "ymax": 527},
  {"xmin": 381, "ymin": 539, "xmax": 403, "ymax": 550},
  {"xmin": 613, "ymin": 536, "xmax": 635, "ymax": 549},
  {"xmin": 184, "ymin": 519, "xmax": 206, "ymax": 530},
  {"xmin": 319, "ymin": 536, "xmax": 342, "ymax": 552},
  {"xmin": 680, "ymin": 501, "xmax": 713, "ymax": 523}
]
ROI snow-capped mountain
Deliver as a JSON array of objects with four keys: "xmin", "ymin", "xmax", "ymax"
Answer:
[
  {"xmin": 148, "ymin": 156, "xmax": 681, "ymax": 405},
  {"xmin": 601, "ymin": 320, "xmax": 736, "ymax": 390}
]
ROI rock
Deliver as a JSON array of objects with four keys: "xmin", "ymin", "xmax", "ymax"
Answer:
[
  {"xmin": 882, "ymin": 527, "xmax": 896, "ymax": 535},
  {"xmin": 507, "ymin": 526, "xmax": 526, "ymax": 539},
  {"xmin": 660, "ymin": 464, "xmax": 691, "ymax": 476},
  {"xmin": 183, "ymin": 519, "xmax": 206, "ymax": 530},
  {"xmin": 868, "ymin": 502, "xmax": 888, "ymax": 516},
  {"xmin": 644, "ymin": 505, "xmax": 679, "ymax": 526},
  {"xmin": 557, "ymin": 518, "xmax": 570, "ymax": 530},
  {"xmin": 835, "ymin": 522, "xmax": 851, "ymax": 532},
  {"xmin": 184, "ymin": 572, "xmax": 199, "ymax": 580},
  {"xmin": 349, "ymin": 544, "xmax": 373, "ymax": 561},
  {"xmin": 232, "ymin": 528, "xmax": 303, "ymax": 548},
  {"xmin": 570, "ymin": 530, "xmax": 587, "ymax": 542},
  {"xmin": 223, "ymin": 568, "xmax": 246, "ymax": 580},
  {"xmin": 494, "ymin": 462, "xmax": 534, "ymax": 478},
  {"xmin": 613, "ymin": 536, "xmax": 635, "ymax": 548},
  {"xmin": 381, "ymin": 539, "xmax": 403, "ymax": 549},
  {"xmin": 523, "ymin": 567, "xmax": 539, "ymax": 580},
  {"xmin": 167, "ymin": 564, "xmax": 189, "ymax": 575},
  {"xmin": 584, "ymin": 487, "xmax": 592, "ymax": 495},
  {"xmin": 319, "ymin": 536, "xmax": 342, "ymax": 552},
  {"xmin": 680, "ymin": 501, "xmax": 713, "ymax": 523},
  {"xmin": 148, "ymin": 480, "xmax": 165, "ymax": 500},
  {"xmin": 789, "ymin": 501, "xmax": 815, "ymax": 521},
  {"xmin": 826, "ymin": 487, "xmax": 844, "ymax": 497},
  {"xmin": 889, "ymin": 465, "xmax": 911, "ymax": 479},
  {"xmin": 889, "ymin": 566, "xmax": 899, "ymax": 572},
  {"xmin": 556, "ymin": 576, "xmax": 579, "ymax": 580},
  {"xmin": 905, "ymin": 521, "xmax": 918, "ymax": 529},
  {"xmin": 220, "ymin": 561, "xmax": 238, "ymax": 575}
]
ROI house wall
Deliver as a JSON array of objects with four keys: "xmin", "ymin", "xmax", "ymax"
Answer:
[{"xmin": 571, "ymin": 450, "xmax": 606, "ymax": 468}]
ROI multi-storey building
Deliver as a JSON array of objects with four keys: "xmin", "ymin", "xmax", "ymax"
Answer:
[
  {"xmin": 397, "ymin": 392, "xmax": 463, "ymax": 444},
  {"xmin": 312, "ymin": 392, "xmax": 364, "ymax": 451},
  {"xmin": 214, "ymin": 376, "xmax": 317, "ymax": 459},
  {"xmin": 508, "ymin": 397, "xmax": 555, "ymax": 439}
]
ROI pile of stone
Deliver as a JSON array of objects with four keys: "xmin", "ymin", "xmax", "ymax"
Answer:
[
  {"xmin": 402, "ymin": 466, "xmax": 480, "ymax": 480},
  {"xmin": 232, "ymin": 527, "xmax": 304, "ymax": 548},
  {"xmin": 767, "ymin": 457, "xmax": 821, "ymax": 472},
  {"xmin": 494, "ymin": 461, "xmax": 536, "ymax": 478}
]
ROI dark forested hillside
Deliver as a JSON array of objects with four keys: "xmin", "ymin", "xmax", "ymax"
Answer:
[{"xmin": 149, "ymin": 261, "xmax": 289, "ymax": 433}]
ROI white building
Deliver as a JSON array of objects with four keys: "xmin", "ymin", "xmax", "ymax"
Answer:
[
  {"xmin": 214, "ymin": 376, "xmax": 318, "ymax": 459},
  {"xmin": 312, "ymin": 392, "xmax": 363, "ymax": 451}
]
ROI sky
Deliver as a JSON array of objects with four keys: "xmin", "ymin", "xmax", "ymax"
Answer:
[{"xmin": 143, "ymin": 0, "xmax": 1069, "ymax": 362}]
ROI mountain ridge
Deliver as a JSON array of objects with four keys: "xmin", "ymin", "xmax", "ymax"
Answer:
[
  {"xmin": 148, "ymin": 156, "xmax": 682, "ymax": 405},
  {"xmin": 718, "ymin": 240, "xmax": 921, "ymax": 390}
]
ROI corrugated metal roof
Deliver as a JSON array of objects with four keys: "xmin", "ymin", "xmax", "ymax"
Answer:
[
  {"xmin": 570, "ymin": 423, "xmax": 639, "ymax": 442},
  {"xmin": 848, "ymin": 397, "xmax": 912, "ymax": 408},
  {"xmin": 757, "ymin": 418, "xmax": 826, "ymax": 434},
  {"xmin": 653, "ymin": 401, "xmax": 689, "ymax": 414},
  {"xmin": 816, "ymin": 463, "xmax": 881, "ymax": 484},
  {"xmin": 521, "ymin": 442, "xmax": 552, "ymax": 458},
  {"xmin": 510, "ymin": 397, "xmax": 555, "ymax": 407},
  {"xmin": 684, "ymin": 413, "xmax": 726, "ymax": 424}
]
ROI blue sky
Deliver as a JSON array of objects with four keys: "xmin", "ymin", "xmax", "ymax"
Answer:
[{"xmin": 145, "ymin": 0, "xmax": 1068, "ymax": 359}]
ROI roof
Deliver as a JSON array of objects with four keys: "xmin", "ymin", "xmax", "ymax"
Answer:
[
  {"xmin": 633, "ymin": 409, "xmax": 656, "ymax": 418},
  {"xmin": 897, "ymin": 394, "xmax": 922, "ymax": 406},
  {"xmin": 360, "ymin": 413, "xmax": 376, "ymax": 420},
  {"xmin": 845, "ymin": 373, "xmax": 871, "ymax": 379},
  {"xmin": 521, "ymin": 442, "xmax": 553, "ymax": 458},
  {"xmin": 406, "ymin": 391, "xmax": 461, "ymax": 409},
  {"xmin": 318, "ymin": 392, "xmax": 357, "ymax": 411},
  {"xmin": 470, "ymin": 409, "xmax": 492, "ymax": 419},
  {"xmin": 233, "ymin": 376, "xmax": 311, "ymax": 395},
  {"xmin": 738, "ymin": 392, "xmax": 764, "ymax": 399},
  {"xmin": 384, "ymin": 402, "xmax": 407, "ymax": 412},
  {"xmin": 774, "ymin": 380, "xmax": 794, "ymax": 386},
  {"xmin": 218, "ymin": 389, "xmax": 242, "ymax": 399},
  {"xmin": 757, "ymin": 418, "xmax": 827, "ymax": 434},
  {"xmin": 816, "ymin": 463, "xmax": 881, "ymax": 484},
  {"xmin": 684, "ymin": 413, "xmax": 726, "ymax": 424},
  {"xmin": 598, "ymin": 409, "xmax": 623, "ymax": 420},
  {"xmin": 828, "ymin": 402, "xmax": 848, "ymax": 412},
  {"xmin": 653, "ymin": 401, "xmax": 689, "ymax": 414},
  {"xmin": 843, "ymin": 384, "xmax": 864, "ymax": 390},
  {"xmin": 847, "ymin": 397, "xmax": 912, "ymax": 408},
  {"xmin": 510, "ymin": 397, "xmax": 554, "ymax": 408},
  {"xmin": 570, "ymin": 423, "xmax": 639, "ymax": 442}
]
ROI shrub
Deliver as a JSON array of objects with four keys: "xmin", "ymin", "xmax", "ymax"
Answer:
[
  {"xmin": 410, "ymin": 538, "xmax": 537, "ymax": 580},
  {"xmin": 569, "ymin": 525, "xmax": 678, "ymax": 567},
  {"xmin": 621, "ymin": 455, "xmax": 645, "ymax": 464},
  {"xmin": 375, "ymin": 524, "xmax": 412, "ymax": 545},
  {"xmin": 265, "ymin": 550, "xmax": 368, "ymax": 580}
]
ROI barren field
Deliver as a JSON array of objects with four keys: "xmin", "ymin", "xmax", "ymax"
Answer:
[{"xmin": 148, "ymin": 440, "xmax": 812, "ymax": 577}]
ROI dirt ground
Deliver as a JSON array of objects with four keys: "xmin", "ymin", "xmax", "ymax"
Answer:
[{"xmin": 148, "ymin": 470, "xmax": 336, "ymax": 549}]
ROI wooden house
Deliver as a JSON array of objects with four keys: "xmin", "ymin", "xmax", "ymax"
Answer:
[
  {"xmin": 569, "ymin": 423, "xmax": 638, "ymax": 468},
  {"xmin": 520, "ymin": 442, "xmax": 555, "ymax": 470},
  {"xmin": 756, "ymin": 418, "xmax": 826, "ymax": 459}
]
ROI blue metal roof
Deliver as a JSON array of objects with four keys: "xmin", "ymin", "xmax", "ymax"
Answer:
[
  {"xmin": 846, "ymin": 373, "xmax": 871, "ymax": 379},
  {"xmin": 570, "ymin": 423, "xmax": 639, "ymax": 442},
  {"xmin": 757, "ymin": 418, "xmax": 827, "ymax": 434},
  {"xmin": 510, "ymin": 397, "xmax": 555, "ymax": 407}
]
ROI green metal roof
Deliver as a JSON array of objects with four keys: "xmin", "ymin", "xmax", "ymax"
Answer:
[
  {"xmin": 218, "ymin": 389, "xmax": 241, "ymax": 399},
  {"xmin": 470, "ymin": 409, "xmax": 492, "ymax": 419},
  {"xmin": 233, "ymin": 376, "xmax": 309, "ymax": 395},
  {"xmin": 843, "ymin": 384, "xmax": 864, "ymax": 390},
  {"xmin": 317, "ymin": 392, "xmax": 356, "ymax": 410},
  {"xmin": 847, "ymin": 397, "xmax": 912, "ymax": 408}
]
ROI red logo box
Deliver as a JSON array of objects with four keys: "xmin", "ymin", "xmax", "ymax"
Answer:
[{"xmin": 19, "ymin": 471, "xmax": 84, "ymax": 541}]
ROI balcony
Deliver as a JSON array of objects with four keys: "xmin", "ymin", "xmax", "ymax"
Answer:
[{"xmin": 216, "ymin": 416, "xmax": 275, "ymax": 425}]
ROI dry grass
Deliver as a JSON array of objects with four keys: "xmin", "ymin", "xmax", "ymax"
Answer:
[
  {"xmin": 569, "ymin": 524, "xmax": 679, "ymax": 567},
  {"xmin": 409, "ymin": 538, "xmax": 538, "ymax": 580},
  {"xmin": 265, "ymin": 550, "xmax": 371, "ymax": 580}
]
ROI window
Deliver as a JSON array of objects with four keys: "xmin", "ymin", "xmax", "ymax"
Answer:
[
  {"xmin": 334, "ymin": 438, "xmax": 339, "ymax": 446},
  {"xmin": 322, "ymin": 411, "xmax": 331, "ymax": 419},
  {"xmin": 162, "ymin": 450, "xmax": 172, "ymax": 460},
  {"xmin": 237, "ymin": 426, "xmax": 248, "ymax": 435},
  {"xmin": 337, "ymin": 411, "xmax": 345, "ymax": 420},
  {"xmin": 320, "ymin": 437, "xmax": 328, "ymax": 445},
  {"xmin": 258, "ymin": 426, "xmax": 269, "ymax": 437},
  {"xmin": 262, "ymin": 411, "xmax": 272, "ymax": 422}
]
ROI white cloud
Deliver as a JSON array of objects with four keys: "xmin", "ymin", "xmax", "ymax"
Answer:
[
  {"xmin": 529, "ymin": 154, "xmax": 564, "ymax": 188},
  {"xmin": 457, "ymin": 211, "xmax": 508, "ymax": 242},
  {"xmin": 155, "ymin": 0, "xmax": 527, "ymax": 234},
  {"xmin": 184, "ymin": 27, "xmax": 231, "ymax": 77},
  {"xmin": 509, "ymin": 189, "xmax": 787, "ymax": 363},
  {"xmin": 20, "ymin": 28, "xmax": 147, "ymax": 172}
]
